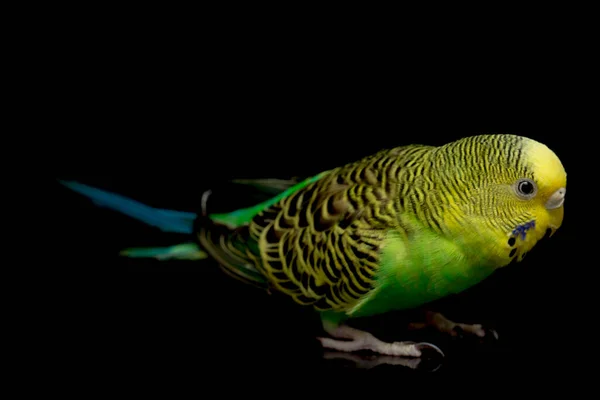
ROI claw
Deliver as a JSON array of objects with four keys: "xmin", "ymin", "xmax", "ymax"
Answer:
[
  {"xmin": 415, "ymin": 342, "xmax": 445, "ymax": 358},
  {"xmin": 483, "ymin": 328, "xmax": 499, "ymax": 342},
  {"xmin": 414, "ymin": 342, "xmax": 445, "ymax": 372}
]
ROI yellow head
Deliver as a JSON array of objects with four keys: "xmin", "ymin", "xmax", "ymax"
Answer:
[
  {"xmin": 434, "ymin": 134, "xmax": 567, "ymax": 267},
  {"xmin": 520, "ymin": 137, "xmax": 567, "ymax": 236}
]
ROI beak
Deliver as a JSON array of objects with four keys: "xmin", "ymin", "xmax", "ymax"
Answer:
[
  {"xmin": 545, "ymin": 187, "xmax": 566, "ymax": 210},
  {"xmin": 545, "ymin": 187, "xmax": 566, "ymax": 236}
]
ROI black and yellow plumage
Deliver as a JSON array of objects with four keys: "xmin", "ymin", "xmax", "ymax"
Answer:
[{"xmin": 198, "ymin": 134, "xmax": 566, "ymax": 324}]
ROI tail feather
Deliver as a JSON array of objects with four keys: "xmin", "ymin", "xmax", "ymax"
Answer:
[
  {"xmin": 59, "ymin": 180, "xmax": 197, "ymax": 234},
  {"xmin": 119, "ymin": 243, "xmax": 207, "ymax": 260},
  {"xmin": 59, "ymin": 179, "xmax": 280, "ymax": 285}
]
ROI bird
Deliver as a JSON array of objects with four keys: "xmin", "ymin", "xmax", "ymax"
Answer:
[{"xmin": 59, "ymin": 134, "xmax": 567, "ymax": 358}]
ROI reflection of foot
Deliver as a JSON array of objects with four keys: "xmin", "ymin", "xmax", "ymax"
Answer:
[
  {"xmin": 408, "ymin": 311, "xmax": 499, "ymax": 340},
  {"xmin": 317, "ymin": 320, "xmax": 445, "ymax": 358},
  {"xmin": 323, "ymin": 351, "xmax": 443, "ymax": 372}
]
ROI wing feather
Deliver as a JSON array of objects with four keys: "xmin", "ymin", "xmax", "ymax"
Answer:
[{"xmin": 246, "ymin": 148, "xmax": 410, "ymax": 312}]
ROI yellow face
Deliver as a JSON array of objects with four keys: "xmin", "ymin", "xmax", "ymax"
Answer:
[
  {"xmin": 497, "ymin": 138, "xmax": 567, "ymax": 264},
  {"xmin": 523, "ymin": 139, "xmax": 567, "ymax": 235}
]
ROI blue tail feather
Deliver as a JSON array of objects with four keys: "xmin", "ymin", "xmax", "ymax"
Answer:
[{"xmin": 58, "ymin": 180, "xmax": 197, "ymax": 234}]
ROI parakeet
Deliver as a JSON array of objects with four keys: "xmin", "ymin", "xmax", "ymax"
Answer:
[{"xmin": 60, "ymin": 134, "xmax": 567, "ymax": 358}]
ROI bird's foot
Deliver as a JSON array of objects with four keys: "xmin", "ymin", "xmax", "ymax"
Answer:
[
  {"xmin": 317, "ymin": 321, "xmax": 444, "ymax": 358},
  {"xmin": 408, "ymin": 311, "xmax": 499, "ymax": 341}
]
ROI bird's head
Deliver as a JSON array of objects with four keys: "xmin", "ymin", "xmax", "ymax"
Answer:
[{"xmin": 435, "ymin": 134, "xmax": 567, "ymax": 267}]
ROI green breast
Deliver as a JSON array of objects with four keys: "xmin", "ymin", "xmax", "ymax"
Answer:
[{"xmin": 347, "ymin": 225, "xmax": 497, "ymax": 318}]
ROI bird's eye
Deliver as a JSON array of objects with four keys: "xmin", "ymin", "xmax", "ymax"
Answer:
[{"xmin": 515, "ymin": 179, "xmax": 537, "ymax": 198}]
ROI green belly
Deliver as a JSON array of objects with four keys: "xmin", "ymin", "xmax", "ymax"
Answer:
[{"xmin": 345, "ymin": 228, "xmax": 496, "ymax": 319}]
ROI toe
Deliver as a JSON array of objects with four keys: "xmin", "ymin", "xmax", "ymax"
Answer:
[
  {"xmin": 470, "ymin": 324, "xmax": 486, "ymax": 337},
  {"xmin": 454, "ymin": 324, "xmax": 489, "ymax": 338}
]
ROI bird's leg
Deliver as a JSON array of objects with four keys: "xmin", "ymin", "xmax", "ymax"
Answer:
[
  {"xmin": 317, "ymin": 319, "xmax": 443, "ymax": 357},
  {"xmin": 408, "ymin": 311, "xmax": 498, "ymax": 339}
]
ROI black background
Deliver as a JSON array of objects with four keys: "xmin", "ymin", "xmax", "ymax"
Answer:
[{"xmin": 43, "ymin": 20, "xmax": 594, "ymax": 386}]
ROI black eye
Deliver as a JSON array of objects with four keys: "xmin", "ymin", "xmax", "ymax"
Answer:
[
  {"xmin": 515, "ymin": 179, "xmax": 537, "ymax": 198},
  {"xmin": 519, "ymin": 181, "xmax": 534, "ymax": 194}
]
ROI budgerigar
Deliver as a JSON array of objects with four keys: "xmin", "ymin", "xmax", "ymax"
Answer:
[{"xmin": 60, "ymin": 134, "xmax": 567, "ymax": 358}]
